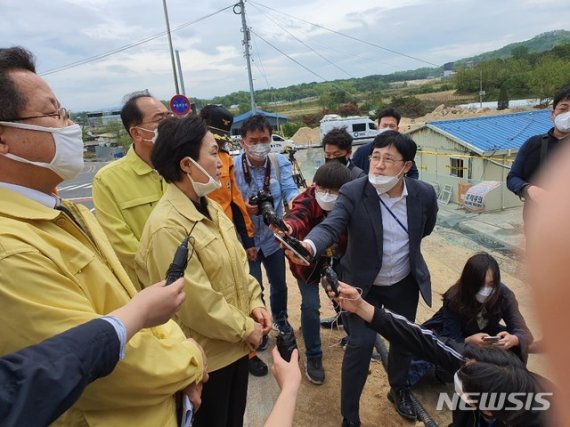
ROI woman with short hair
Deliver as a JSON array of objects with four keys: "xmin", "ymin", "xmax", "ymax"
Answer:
[{"xmin": 135, "ymin": 114, "xmax": 271, "ymax": 427}]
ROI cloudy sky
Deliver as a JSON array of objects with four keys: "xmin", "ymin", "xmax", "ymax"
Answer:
[{"xmin": 2, "ymin": 0, "xmax": 568, "ymax": 111}]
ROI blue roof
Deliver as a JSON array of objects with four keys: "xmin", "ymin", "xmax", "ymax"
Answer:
[
  {"xmin": 233, "ymin": 109, "xmax": 288, "ymax": 124},
  {"xmin": 424, "ymin": 110, "xmax": 552, "ymax": 155}
]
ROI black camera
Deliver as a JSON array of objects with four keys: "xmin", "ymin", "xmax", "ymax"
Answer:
[
  {"xmin": 249, "ymin": 190, "xmax": 288, "ymax": 233},
  {"xmin": 321, "ymin": 264, "xmax": 339, "ymax": 297},
  {"xmin": 276, "ymin": 329, "xmax": 298, "ymax": 362}
]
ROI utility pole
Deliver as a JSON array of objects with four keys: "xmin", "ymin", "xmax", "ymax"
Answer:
[
  {"xmin": 479, "ymin": 69, "xmax": 482, "ymax": 108},
  {"xmin": 175, "ymin": 50, "xmax": 186, "ymax": 96},
  {"xmin": 162, "ymin": 0, "xmax": 180, "ymax": 94},
  {"xmin": 234, "ymin": 0, "xmax": 256, "ymax": 113}
]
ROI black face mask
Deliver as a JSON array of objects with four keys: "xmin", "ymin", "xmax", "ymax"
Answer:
[{"xmin": 325, "ymin": 156, "xmax": 348, "ymax": 166}]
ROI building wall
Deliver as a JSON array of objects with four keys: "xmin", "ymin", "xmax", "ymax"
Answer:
[{"xmin": 411, "ymin": 127, "xmax": 522, "ymax": 211}]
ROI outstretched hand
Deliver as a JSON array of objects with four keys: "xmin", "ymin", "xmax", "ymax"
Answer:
[
  {"xmin": 325, "ymin": 282, "xmax": 375, "ymax": 323},
  {"xmin": 110, "ymin": 278, "xmax": 186, "ymax": 341}
]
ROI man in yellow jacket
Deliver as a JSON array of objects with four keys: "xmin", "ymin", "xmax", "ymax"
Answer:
[
  {"xmin": 92, "ymin": 91, "xmax": 170, "ymax": 284},
  {"xmin": 0, "ymin": 46, "xmax": 206, "ymax": 426}
]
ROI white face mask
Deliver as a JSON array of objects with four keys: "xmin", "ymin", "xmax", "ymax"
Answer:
[
  {"xmin": 0, "ymin": 121, "xmax": 84, "ymax": 181},
  {"xmin": 475, "ymin": 286, "xmax": 494, "ymax": 304},
  {"xmin": 554, "ymin": 111, "xmax": 570, "ymax": 133},
  {"xmin": 185, "ymin": 156, "xmax": 221, "ymax": 197},
  {"xmin": 246, "ymin": 143, "xmax": 271, "ymax": 162},
  {"xmin": 368, "ymin": 165, "xmax": 405, "ymax": 195},
  {"xmin": 135, "ymin": 126, "xmax": 158, "ymax": 144},
  {"xmin": 315, "ymin": 191, "xmax": 338, "ymax": 211}
]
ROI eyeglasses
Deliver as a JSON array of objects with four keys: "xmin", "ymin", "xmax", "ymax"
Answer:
[
  {"xmin": 369, "ymin": 155, "xmax": 405, "ymax": 166},
  {"xmin": 141, "ymin": 111, "xmax": 174, "ymax": 124},
  {"xmin": 4, "ymin": 107, "xmax": 70, "ymax": 123}
]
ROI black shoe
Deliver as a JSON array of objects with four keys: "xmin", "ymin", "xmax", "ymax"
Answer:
[
  {"xmin": 339, "ymin": 336, "xmax": 348, "ymax": 350},
  {"xmin": 305, "ymin": 357, "xmax": 325, "ymax": 385},
  {"xmin": 273, "ymin": 319, "xmax": 293, "ymax": 334},
  {"xmin": 320, "ymin": 315, "xmax": 343, "ymax": 329},
  {"xmin": 387, "ymin": 388, "xmax": 417, "ymax": 421},
  {"xmin": 248, "ymin": 355, "xmax": 268, "ymax": 377},
  {"xmin": 341, "ymin": 419, "xmax": 360, "ymax": 427}
]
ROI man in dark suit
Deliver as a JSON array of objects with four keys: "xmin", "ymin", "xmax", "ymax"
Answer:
[{"xmin": 298, "ymin": 133, "xmax": 438, "ymax": 426}]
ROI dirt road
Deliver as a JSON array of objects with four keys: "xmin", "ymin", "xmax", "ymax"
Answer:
[{"xmin": 245, "ymin": 225, "xmax": 545, "ymax": 427}]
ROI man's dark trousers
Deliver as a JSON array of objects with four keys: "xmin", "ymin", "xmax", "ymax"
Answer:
[{"xmin": 341, "ymin": 274, "xmax": 419, "ymax": 422}]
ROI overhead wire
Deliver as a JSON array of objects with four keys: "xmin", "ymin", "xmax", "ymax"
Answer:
[
  {"xmin": 250, "ymin": 29, "xmax": 330, "ymax": 82},
  {"xmin": 248, "ymin": 2, "xmax": 354, "ymax": 79},
  {"xmin": 249, "ymin": 0, "xmax": 440, "ymax": 68},
  {"xmin": 39, "ymin": 4, "xmax": 234, "ymax": 77}
]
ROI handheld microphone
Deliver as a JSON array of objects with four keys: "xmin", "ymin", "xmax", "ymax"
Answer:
[{"xmin": 165, "ymin": 237, "xmax": 190, "ymax": 285}]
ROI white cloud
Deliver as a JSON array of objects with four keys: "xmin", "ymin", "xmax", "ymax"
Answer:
[{"xmin": 2, "ymin": 0, "xmax": 569, "ymax": 110}]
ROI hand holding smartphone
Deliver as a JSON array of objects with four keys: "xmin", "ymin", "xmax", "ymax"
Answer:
[{"xmin": 482, "ymin": 335, "xmax": 500, "ymax": 344}]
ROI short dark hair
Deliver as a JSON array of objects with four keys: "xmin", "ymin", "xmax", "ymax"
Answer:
[
  {"xmin": 151, "ymin": 115, "xmax": 208, "ymax": 183},
  {"xmin": 321, "ymin": 127, "xmax": 353, "ymax": 151},
  {"xmin": 0, "ymin": 47, "xmax": 36, "ymax": 121},
  {"xmin": 377, "ymin": 108, "xmax": 401, "ymax": 125},
  {"xmin": 240, "ymin": 114, "xmax": 272, "ymax": 137},
  {"xmin": 553, "ymin": 86, "xmax": 570, "ymax": 110},
  {"xmin": 372, "ymin": 132, "xmax": 416, "ymax": 161},
  {"xmin": 313, "ymin": 161, "xmax": 352, "ymax": 190},
  {"xmin": 458, "ymin": 346, "xmax": 543, "ymax": 423},
  {"xmin": 120, "ymin": 90, "xmax": 152, "ymax": 134}
]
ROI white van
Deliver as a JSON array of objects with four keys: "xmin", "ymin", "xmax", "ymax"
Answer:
[
  {"xmin": 319, "ymin": 114, "xmax": 378, "ymax": 145},
  {"xmin": 269, "ymin": 134, "xmax": 294, "ymax": 153}
]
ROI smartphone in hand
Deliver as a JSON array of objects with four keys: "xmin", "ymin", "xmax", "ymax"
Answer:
[{"xmin": 482, "ymin": 335, "xmax": 500, "ymax": 344}]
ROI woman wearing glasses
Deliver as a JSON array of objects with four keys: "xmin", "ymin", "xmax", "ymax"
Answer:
[{"xmin": 135, "ymin": 114, "xmax": 271, "ymax": 427}]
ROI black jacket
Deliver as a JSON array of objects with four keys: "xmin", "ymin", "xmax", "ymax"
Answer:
[
  {"xmin": 0, "ymin": 319, "xmax": 120, "ymax": 426},
  {"xmin": 369, "ymin": 307, "xmax": 551, "ymax": 427}
]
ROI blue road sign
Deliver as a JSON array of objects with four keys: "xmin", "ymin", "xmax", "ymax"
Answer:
[{"xmin": 170, "ymin": 94, "xmax": 191, "ymax": 116}]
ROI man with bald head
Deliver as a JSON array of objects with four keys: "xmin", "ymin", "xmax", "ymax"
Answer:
[{"xmin": 92, "ymin": 90, "xmax": 173, "ymax": 284}]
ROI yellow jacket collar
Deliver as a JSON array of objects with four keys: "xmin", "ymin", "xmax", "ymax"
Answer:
[
  {"xmin": 126, "ymin": 145, "xmax": 156, "ymax": 176},
  {"xmin": 0, "ymin": 187, "xmax": 59, "ymax": 221},
  {"xmin": 164, "ymin": 183, "xmax": 212, "ymax": 223}
]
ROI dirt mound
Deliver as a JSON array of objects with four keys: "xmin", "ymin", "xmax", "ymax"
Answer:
[{"xmin": 292, "ymin": 127, "xmax": 321, "ymax": 145}]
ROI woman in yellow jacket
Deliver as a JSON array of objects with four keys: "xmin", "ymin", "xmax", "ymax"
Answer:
[{"xmin": 136, "ymin": 114, "xmax": 272, "ymax": 427}]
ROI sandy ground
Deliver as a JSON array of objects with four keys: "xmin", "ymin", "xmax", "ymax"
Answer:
[{"xmin": 244, "ymin": 225, "xmax": 547, "ymax": 427}]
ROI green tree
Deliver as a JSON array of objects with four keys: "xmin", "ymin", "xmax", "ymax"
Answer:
[
  {"xmin": 389, "ymin": 96, "xmax": 426, "ymax": 118},
  {"xmin": 528, "ymin": 56, "xmax": 570, "ymax": 104},
  {"xmin": 497, "ymin": 85, "xmax": 509, "ymax": 110},
  {"xmin": 281, "ymin": 122, "xmax": 303, "ymax": 138}
]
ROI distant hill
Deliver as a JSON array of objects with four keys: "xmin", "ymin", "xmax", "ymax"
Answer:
[
  {"xmin": 454, "ymin": 29, "xmax": 570, "ymax": 67},
  {"xmin": 193, "ymin": 30, "xmax": 570, "ymax": 109}
]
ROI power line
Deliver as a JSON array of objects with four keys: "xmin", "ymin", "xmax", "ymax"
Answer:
[
  {"xmin": 249, "ymin": 1, "xmax": 440, "ymax": 68},
  {"xmin": 248, "ymin": 2, "xmax": 354, "ymax": 79},
  {"xmin": 39, "ymin": 4, "xmax": 234, "ymax": 77},
  {"xmin": 250, "ymin": 30, "xmax": 329, "ymax": 82}
]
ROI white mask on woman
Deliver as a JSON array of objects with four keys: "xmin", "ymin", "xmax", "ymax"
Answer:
[
  {"xmin": 0, "ymin": 121, "xmax": 84, "ymax": 181},
  {"xmin": 246, "ymin": 143, "xmax": 271, "ymax": 162},
  {"xmin": 185, "ymin": 157, "xmax": 221, "ymax": 197},
  {"xmin": 554, "ymin": 111, "xmax": 570, "ymax": 133},
  {"xmin": 315, "ymin": 191, "xmax": 338, "ymax": 211},
  {"xmin": 475, "ymin": 286, "xmax": 494, "ymax": 304}
]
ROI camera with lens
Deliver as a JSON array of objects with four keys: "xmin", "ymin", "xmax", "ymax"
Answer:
[{"xmin": 249, "ymin": 190, "xmax": 288, "ymax": 233}]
